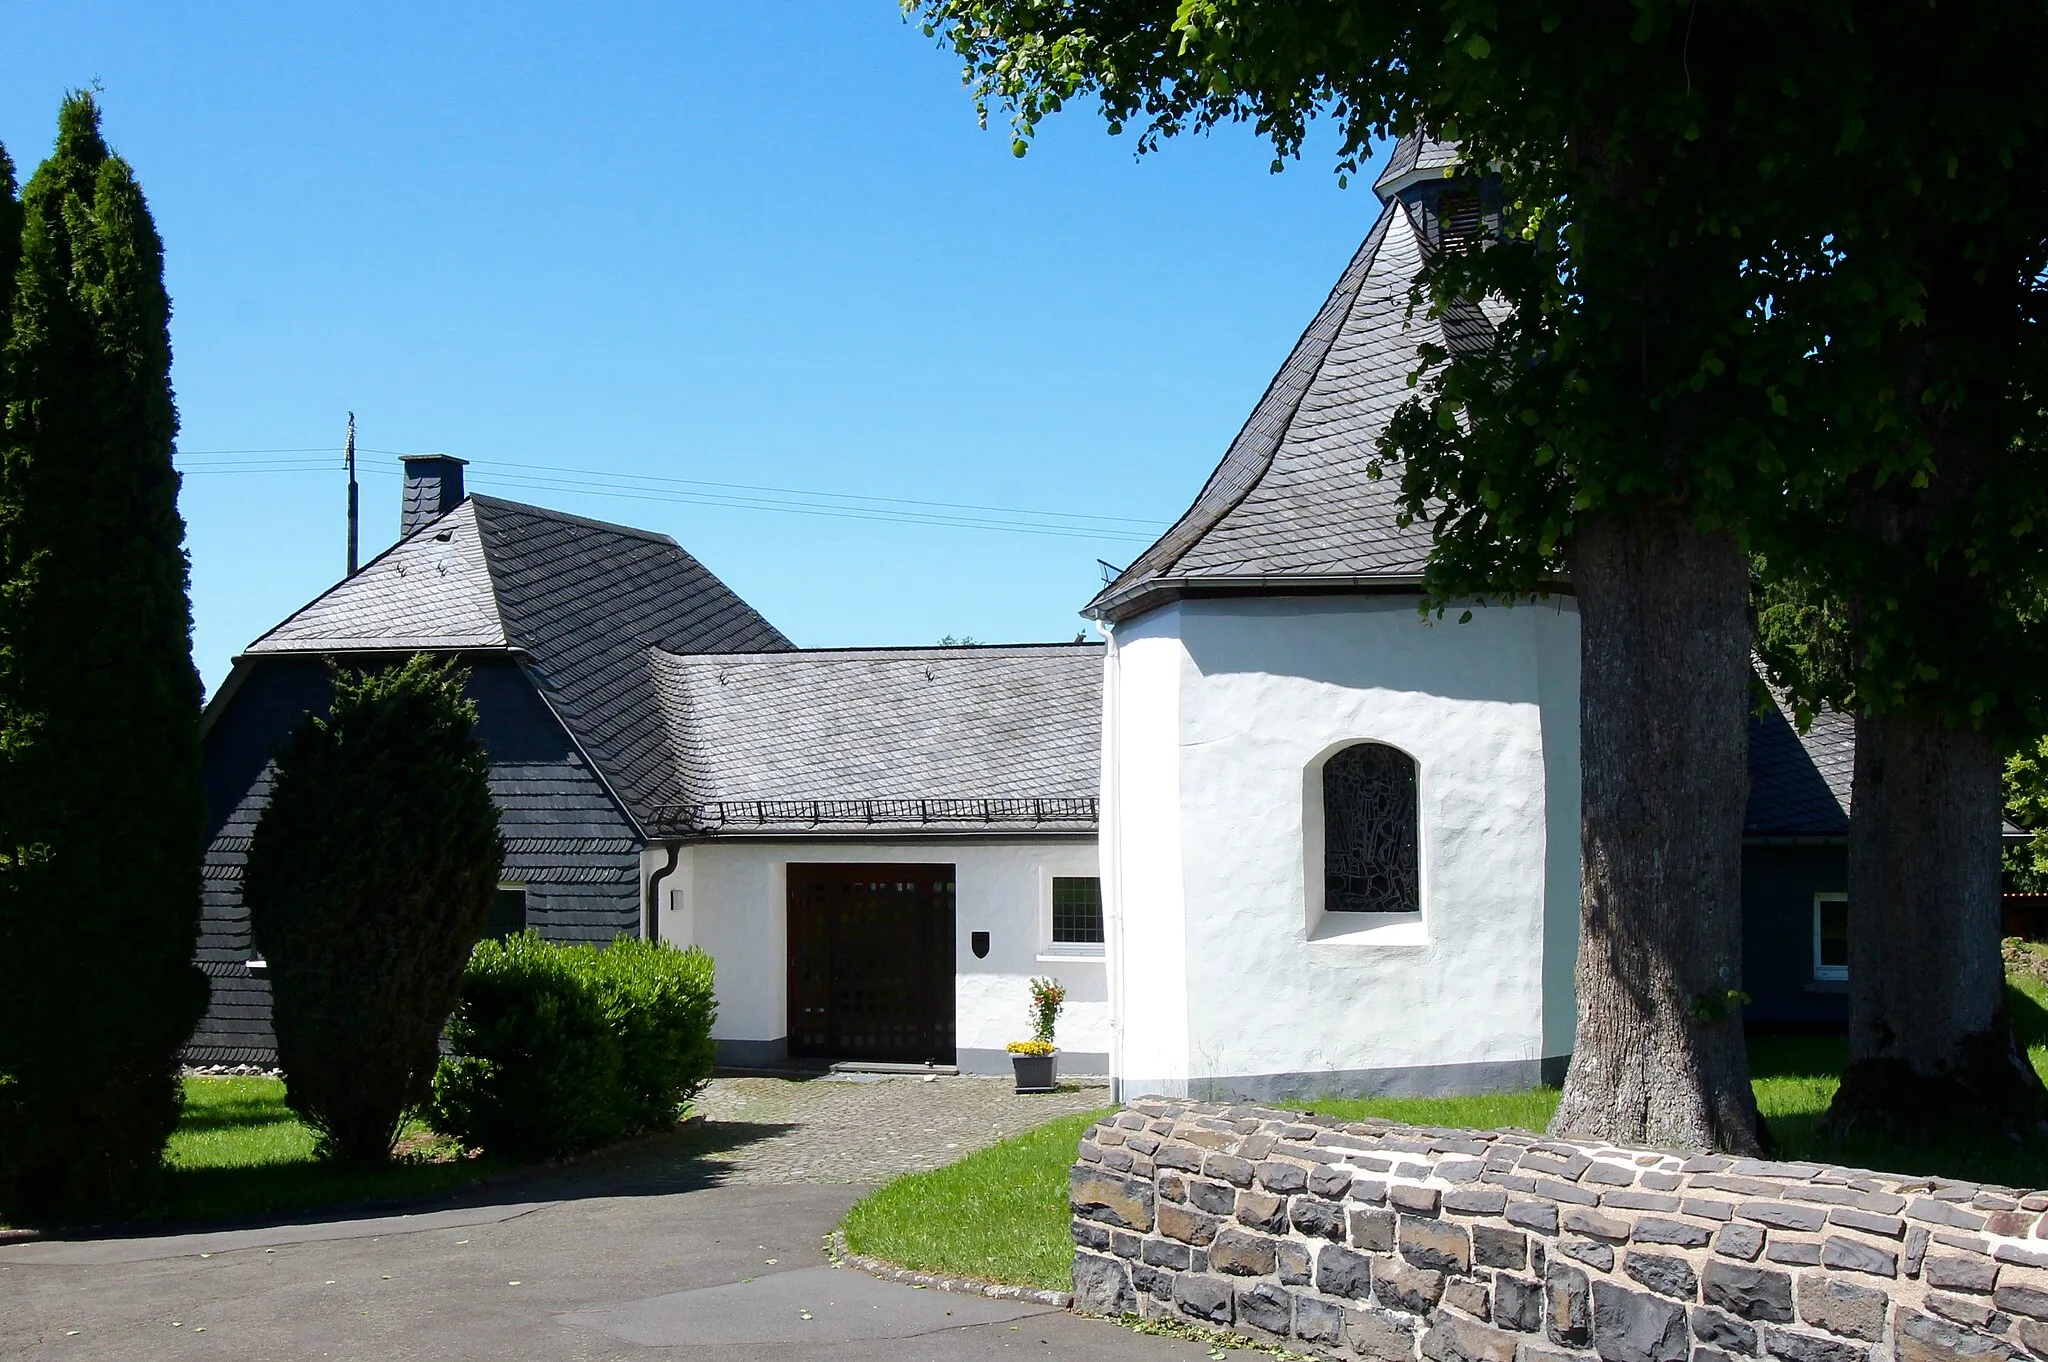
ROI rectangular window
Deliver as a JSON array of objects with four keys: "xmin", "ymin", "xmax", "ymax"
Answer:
[
  {"xmin": 1051, "ymin": 876, "xmax": 1105, "ymax": 946},
  {"xmin": 1814, "ymin": 893, "xmax": 1848, "ymax": 981},
  {"xmin": 488, "ymin": 884, "xmax": 529, "ymax": 940}
]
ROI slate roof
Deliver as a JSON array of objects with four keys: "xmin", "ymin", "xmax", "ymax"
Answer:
[
  {"xmin": 1087, "ymin": 139, "xmax": 1463, "ymax": 624},
  {"xmin": 239, "ymin": 494, "xmax": 793, "ymax": 831},
  {"xmin": 648, "ymin": 644, "xmax": 1103, "ymax": 836},
  {"xmin": 1746, "ymin": 699, "xmax": 1855, "ymax": 838}
]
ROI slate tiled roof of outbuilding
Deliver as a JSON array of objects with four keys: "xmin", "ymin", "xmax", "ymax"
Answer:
[
  {"xmin": 1745, "ymin": 699, "xmax": 1854, "ymax": 837},
  {"xmin": 649, "ymin": 644, "xmax": 1103, "ymax": 836},
  {"xmin": 237, "ymin": 494, "xmax": 792, "ymax": 831},
  {"xmin": 1087, "ymin": 147, "xmax": 1457, "ymax": 624}
]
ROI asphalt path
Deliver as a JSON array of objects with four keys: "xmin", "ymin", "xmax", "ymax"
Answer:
[{"xmin": 0, "ymin": 1144, "xmax": 1205, "ymax": 1361}]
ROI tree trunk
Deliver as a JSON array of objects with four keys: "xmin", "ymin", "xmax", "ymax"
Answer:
[
  {"xmin": 1549, "ymin": 507, "xmax": 1761, "ymax": 1153},
  {"xmin": 1826, "ymin": 712, "xmax": 2047, "ymax": 1138}
]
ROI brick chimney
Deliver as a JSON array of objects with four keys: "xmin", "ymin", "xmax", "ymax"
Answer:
[{"xmin": 400, "ymin": 454, "xmax": 468, "ymax": 539}]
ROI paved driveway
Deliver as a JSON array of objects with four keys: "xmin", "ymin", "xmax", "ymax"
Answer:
[{"xmin": 0, "ymin": 1075, "xmax": 1198, "ymax": 1361}]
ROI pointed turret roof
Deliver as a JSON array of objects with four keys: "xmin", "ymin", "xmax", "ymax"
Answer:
[{"xmin": 1085, "ymin": 136, "xmax": 1477, "ymax": 624}]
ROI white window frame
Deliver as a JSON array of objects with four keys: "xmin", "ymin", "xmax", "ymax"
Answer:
[
  {"xmin": 1813, "ymin": 892, "xmax": 1849, "ymax": 982},
  {"xmin": 1040, "ymin": 870, "xmax": 1106, "ymax": 960}
]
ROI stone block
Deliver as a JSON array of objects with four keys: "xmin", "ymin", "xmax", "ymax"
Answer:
[
  {"xmin": 1237, "ymin": 1282, "xmax": 1294, "ymax": 1337},
  {"xmin": 1592, "ymin": 1281, "xmax": 1689, "ymax": 1362},
  {"xmin": 1452, "ymin": 1190, "xmax": 1515, "ymax": 1217},
  {"xmin": 1310, "ymin": 1163, "xmax": 1355, "ymax": 1198},
  {"xmin": 1523, "ymin": 1345, "xmax": 1596, "ymax": 1362},
  {"xmin": 1211, "ymin": 1226, "xmax": 1279, "ymax": 1277},
  {"xmin": 1155, "ymin": 1143, "xmax": 1203, "ymax": 1172},
  {"xmin": 1143, "ymin": 1237, "xmax": 1193, "ymax": 1271},
  {"xmin": 1586, "ymin": 1163, "xmax": 1641, "ymax": 1189},
  {"xmin": 1175, "ymin": 1272, "xmax": 1234, "ymax": 1325},
  {"xmin": 1379, "ymin": 1255, "xmax": 1451, "ymax": 1314},
  {"xmin": 1159, "ymin": 1171, "xmax": 1187, "ymax": 1203},
  {"xmin": 1404, "ymin": 1216, "xmax": 1475, "ymax": 1273},
  {"xmin": 1819, "ymin": 1238, "xmax": 1896, "ymax": 1278},
  {"xmin": 1525, "ymin": 1151, "xmax": 1592, "ymax": 1181},
  {"xmin": 1205, "ymin": 1152, "xmax": 1254, "ymax": 1187},
  {"xmin": 1624, "ymin": 1252, "xmax": 1699, "ymax": 1302},
  {"xmin": 1989, "ymin": 1213, "xmax": 2037, "ymax": 1239},
  {"xmin": 1445, "ymin": 1278, "xmax": 1493, "ymax": 1320},
  {"xmin": 1260, "ymin": 1161, "xmax": 1310, "ymax": 1195},
  {"xmin": 1425, "ymin": 1314, "xmax": 1522, "ymax": 1362},
  {"xmin": 1562, "ymin": 1240, "xmax": 1618, "ymax": 1273},
  {"xmin": 1511, "ymin": 1202, "xmax": 1564, "ymax": 1236},
  {"xmin": 1103, "ymin": 1147, "xmax": 1137, "ymax": 1171},
  {"xmin": 1636, "ymin": 1219, "xmax": 1714, "ymax": 1250},
  {"xmin": 1352, "ymin": 1206, "xmax": 1399, "ymax": 1251},
  {"xmin": 1294, "ymin": 1195, "xmax": 1345, "ymax": 1240},
  {"xmin": 1073, "ymin": 1166, "xmax": 1155, "ymax": 1231},
  {"xmin": 1237, "ymin": 1189, "xmax": 1289, "ymax": 1234},
  {"xmin": 1073, "ymin": 1250, "xmax": 1137, "ymax": 1317},
  {"xmin": 1741, "ymin": 1204, "xmax": 1828, "ymax": 1234},
  {"xmin": 1609, "ymin": 1193, "xmax": 1685, "ymax": 1215},
  {"xmin": 1131, "ymin": 1261, "xmax": 1173, "ymax": 1301},
  {"xmin": 1321, "ymin": 1243, "xmax": 1376, "ymax": 1300},
  {"xmin": 1926, "ymin": 1257, "xmax": 2000, "ymax": 1295},
  {"xmin": 1352, "ymin": 1305, "xmax": 1424, "ymax": 1362},
  {"xmin": 1496, "ymin": 1275, "xmax": 1544, "ymax": 1332},
  {"xmin": 1827, "ymin": 1210, "xmax": 1904, "ymax": 1240},
  {"xmin": 1159, "ymin": 1202, "xmax": 1220, "ymax": 1246},
  {"xmin": 1188, "ymin": 1179, "xmax": 1237, "ymax": 1216},
  {"xmin": 1689, "ymin": 1306, "xmax": 1758, "ymax": 1354},
  {"xmin": 1073, "ymin": 1220, "xmax": 1111, "ymax": 1251},
  {"xmin": 1912, "ymin": 1201, "xmax": 1992, "ymax": 1233},
  {"xmin": 1792, "ymin": 1275, "xmax": 1885, "ymax": 1342},
  {"xmin": 1295, "ymin": 1293, "xmax": 1347, "ymax": 1348},
  {"xmin": 1687, "ymin": 1200, "xmax": 1738, "ymax": 1224},
  {"xmin": 1894, "ymin": 1309, "xmax": 2019, "ymax": 1362},
  {"xmin": 1999, "ymin": 1247, "xmax": 2048, "ymax": 1271},
  {"xmin": 1549, "ymin": 1264, "xmax": 1593, "ymax": 1347},
  {"xmin": 1702, "ymin": 1262, "xmax": 1795, "ymax": 1323},
  {"xmin": 1758, "ymin": 1326, "xmax": 1870, "ymax": 1362},
  {"xmin": 1995, "ymin": 1283, "xmax": 2048, "ymax": 1322},
  {"xmin": 1396, "ymin": 1185, "xmax": 1447, "ymax": 1215},
  {"xmin": 1907, "ymin": 1228, "xmax": 1932, "ymax": 1279},
  {"xmin": 1477, "ymin": 1225, "xmax": 1532, "ymax": 1271},
  {"xmin": 1926, "ymin": 1293, "xmax": 1996, "ymax": 1329},
  {"xmin": 1112, "ymin": 1229, "xmax": 1142, "ymax": 1259},
  {"xmin": 1567, "ymin": 1209, "xmax": 1636, "ymax": 1243},
  {"xmin": 1765, "ymin": 1242, "xmax": 1821, "ymax": 1268},
  {"xmin": 1695, "ymin": 1348, "xmax": 1737, "ymax": 1362},
  {"xmin": 1279, "ymin": 1239, "xmax": 1313, "ymax": 1286},
  {"xmin": 2010, "ymin": 1318, "xmax": 2048, "ymax": 1359}
]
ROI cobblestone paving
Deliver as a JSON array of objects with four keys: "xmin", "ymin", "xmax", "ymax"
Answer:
[{"xmin": 681, "ymin": 1073, "xmax": 1112, "ymax": 1186}]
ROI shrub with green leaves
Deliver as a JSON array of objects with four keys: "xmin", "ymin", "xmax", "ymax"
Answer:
[
  {"xmin": 245, "ymin": 655, "xmax": 503, "ymax": 1167},
  {"xmin": 432, "ymin": 933, "xmax": 716, "ymax": 1159}
]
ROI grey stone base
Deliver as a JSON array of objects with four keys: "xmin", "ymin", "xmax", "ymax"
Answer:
[
  {"xmin": 1116, "ymin": 1053, "xmax": 1570, "ymax": 1103},
  {"xmin": 713, "ymin": 1037, "xmax": 790, "ymax": 1068},
  {"xmin": 956, "ymin": 1047, "xmax": 1110, "ymax": 1078}
]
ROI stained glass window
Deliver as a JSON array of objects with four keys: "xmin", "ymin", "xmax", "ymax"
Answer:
[
  {"xmin": 1052, "ymin": 876, "xmax": 1105, "ymax": 944},
  {"xmin": 1323, "ymin": 744, "xmax": 1419, "ymax": 914}
]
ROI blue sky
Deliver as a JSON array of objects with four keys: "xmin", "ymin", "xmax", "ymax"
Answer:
[{"xmin": 4, "ymin": 2, "xmax": 1383, "ymax": 694}]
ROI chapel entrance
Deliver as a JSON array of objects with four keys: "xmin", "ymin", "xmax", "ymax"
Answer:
[{"xmin": 786, "ymin": 863, "xmax": 956, "ymax": 1064}]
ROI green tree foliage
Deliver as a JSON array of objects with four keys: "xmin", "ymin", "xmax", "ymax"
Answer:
[
  {"xmin": 245, "ymin": 655, "xmax": 503, "ymax": 1167},
  {"xmin": 2006, "ymin": 741, "xmax": 2048, "ymax": 895},
  {"xmin": 0, "ymin": 93, "xmax": 207, "ymax": 1218},
  {"xmin": 433, "ymin": 933, "xmax": 717, "ymax": 1159}
]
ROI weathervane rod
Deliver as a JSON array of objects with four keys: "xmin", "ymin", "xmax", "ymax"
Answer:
[{"xmin": 345, "ymin": 412, "xmax": 359, "ymax": 577}]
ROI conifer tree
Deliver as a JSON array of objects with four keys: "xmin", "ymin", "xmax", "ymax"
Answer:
[{"xmin": 0, "ymin": 93, "xmax": 207, "ymax": 1217}]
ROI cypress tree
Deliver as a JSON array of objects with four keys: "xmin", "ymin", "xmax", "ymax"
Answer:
[
  {"xmin": 246, "ymin": 656, "xmax": 503, "ymax": 1166},
  {"xmin": 0, "ymin": 93, "xmax": 207, "ymax": 1217}
]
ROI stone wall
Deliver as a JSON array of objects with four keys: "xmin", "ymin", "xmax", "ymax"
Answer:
[{"xmin": 1070, "ymin": 1099, "xmax": 2048, "ymax": 1362}]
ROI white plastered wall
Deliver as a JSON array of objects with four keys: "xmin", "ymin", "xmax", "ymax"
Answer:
[
  {"xmin": 1102, "ymin": 594, "xmax": 1580, "ymax": 1101},
  {"xmin": 641, "ymin": 838, "xmax": 1109, "ymax": 1073}
]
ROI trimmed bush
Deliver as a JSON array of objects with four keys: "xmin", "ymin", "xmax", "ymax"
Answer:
[
  {"xmin": 245, "ymin": 655, "xmax": 503, "ymax": 1167},
  {"xmin": 432, "ymin": 933, "xmax": 717, "ymax": 1159}
]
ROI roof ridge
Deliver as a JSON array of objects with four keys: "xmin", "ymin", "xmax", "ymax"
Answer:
[
  {"xmin": 654, "ymin": 641, "xmax": 1105, "ymax": 663},
  {"xmin": 468, "ymin": 493, "xmax": 681, "ymax": 548}
]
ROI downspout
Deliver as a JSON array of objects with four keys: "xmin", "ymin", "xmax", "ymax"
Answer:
[
  {"xmin": 645, "ymin": 843, "xmax": 681, "ymax": 944},
  {"xmin": 1098, "ymin": 618, "xmax": 1125, "ymax": 1105}
]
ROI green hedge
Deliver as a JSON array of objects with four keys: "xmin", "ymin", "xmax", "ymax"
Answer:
[{"xmin": 431, "ymin": 933, "xmax": 717, "ymax": 1159}]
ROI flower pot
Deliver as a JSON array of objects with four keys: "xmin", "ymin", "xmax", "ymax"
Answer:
[{"xmin": 1011, "ymin": 1050, "xmax": 1057, "ymax": 1093}]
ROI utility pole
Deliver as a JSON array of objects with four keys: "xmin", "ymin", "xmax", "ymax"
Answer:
[{"xmin": 345, "ymin": 412, "xmax": 359, "ymax": 577}]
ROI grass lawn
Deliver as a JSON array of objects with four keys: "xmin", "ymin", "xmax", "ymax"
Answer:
[
  {"xmin": 143, "ymin": 1076, "xmax": 501, "ymax": 1225},
  {"xmin": 843, "ymin": 970, "xmax": 2048, "ymax": 1293}
]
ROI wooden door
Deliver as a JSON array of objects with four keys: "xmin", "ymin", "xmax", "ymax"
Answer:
[{"xmin": 787, "ymin": 863, "xmax": 956, "ymax": 1063}]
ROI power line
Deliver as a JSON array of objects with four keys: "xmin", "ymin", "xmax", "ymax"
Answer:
[{"xmin": 174, "ymin": 446, "xmax": 1167, "ymax": 544}]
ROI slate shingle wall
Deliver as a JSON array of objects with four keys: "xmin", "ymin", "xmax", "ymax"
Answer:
[
  {"xmin": 1072, "ymin": 1100, "xmax": 2044, "ymax": 1362},
  {"xmin": 185, "ymin": 656, "xmax": 643, "ymax": 1066}
]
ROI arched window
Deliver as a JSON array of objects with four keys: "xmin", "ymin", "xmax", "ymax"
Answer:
[{"xmin": 1323, "ymin": 743, "xmax": 1419, "ymax": 914}]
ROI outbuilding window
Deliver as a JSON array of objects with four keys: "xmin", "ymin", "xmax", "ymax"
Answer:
[
  {"xmin": 1052, "ymin": 876, "xmax": 1105, "ymax": 945},
  {"xmin": 1814, "ymin": 893, "xmax": 1849, "ymax": 981},
  {"xmin": 1323, "ymin": 743, "xmax": 1419, "ymax": 914}
]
